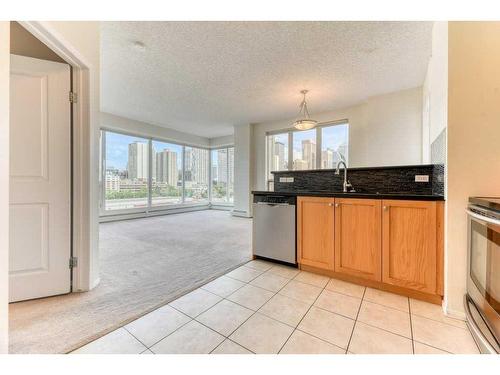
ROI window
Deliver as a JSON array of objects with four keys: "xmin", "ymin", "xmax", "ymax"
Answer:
[
  {"xmin": 103, "ymin": 131, "xmax": 149, "ymax": 211},
  {"xmin": 100, "ymin": 129, "xmax": 233, "ymax": 215},
  {"xmin": 321, "ymin": 123, "xmax": 349, "ymax": 168},
  {"xmin": 152, "ymin": 140, "xmax": 183, "ymax": 206},
  {"xmin": 267, "ymin": 132, "xmax": 289, "ymax": 181},
  {"xmin": 184, "ymin": 146, "xmax": 209, "ymax": 203},
  {"xmin": 265, "ymin": 121, "xmax": 349, "ymax": 182},
  {"xmin": 211, "ymin": 147, "xmax": 234, "ymax": 204},
  {"xmin": 292, "ymin": 129, "xmax": 316, "ymax": 170}
]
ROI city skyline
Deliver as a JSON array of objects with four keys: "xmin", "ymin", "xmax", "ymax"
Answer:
[{"xmin": 269, "ymin": 125, "xmax": 349, "ymax": 172}]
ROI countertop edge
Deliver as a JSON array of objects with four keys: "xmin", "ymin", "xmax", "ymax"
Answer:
[{"xmin": 252, "ymin": 190, "xmax": 445, "ymax": 201}]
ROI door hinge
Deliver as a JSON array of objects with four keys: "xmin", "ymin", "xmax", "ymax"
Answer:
[
  {"xmin": 69, "ymin": 91, "xmax": 78, "ymax": 103},
  {"xmin": 69, "ymin": 257, "xmax": 78, "ymax": 269}
]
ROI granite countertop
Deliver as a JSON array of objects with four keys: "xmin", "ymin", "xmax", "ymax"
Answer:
[{"xmin": 252, "ymin": 190, "xmax": 445, "ymax": 201}]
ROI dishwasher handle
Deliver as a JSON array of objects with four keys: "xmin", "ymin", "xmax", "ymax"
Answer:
[{"xmin": 254, "ymin": 202, "xmax": 291, "ymax": 207}]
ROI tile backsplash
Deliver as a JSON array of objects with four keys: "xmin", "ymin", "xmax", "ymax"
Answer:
[{"xmin": 273, "ymin": 164, "xmax": 444, "ymax": 196}]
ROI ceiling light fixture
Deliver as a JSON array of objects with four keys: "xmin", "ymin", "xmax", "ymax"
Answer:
[{"xmin": 292, "ymin": 90, "xmax": 318, "ymax": 130}]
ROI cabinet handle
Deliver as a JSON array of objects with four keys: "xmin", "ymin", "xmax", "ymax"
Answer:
[
  {"xmin": 335, "ymin": 203, "xmax": 339, "ymax": 207},
  {"xmin": 328, "ymin": 203, "xmax": 334, "ymax": 207},
  {"xmin": 383, "ymin": 206, "xmax": 388, "ymax": 210}
]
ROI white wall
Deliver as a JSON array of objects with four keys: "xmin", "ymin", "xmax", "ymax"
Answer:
[
  {"xmin": 446, "ymin": 22, "xmax": 500, "ymax": 317},
  {"xmin": 252, "ymin": 87, "xmax": 423, "ymax": 190},
  {"xmin": 101, "ymin": 112, "xmax": 210, "ymax": 147},
  {"xmin": 422, "ymin": 22, "xmax": 448, "ymax": 162},
  {"xmin": 0, "ymin": 21, "xmax": 10, "ymax": 354},
  {"xmin": 232, "ymin": 125, "xmax": 253, "ymax": 217}
]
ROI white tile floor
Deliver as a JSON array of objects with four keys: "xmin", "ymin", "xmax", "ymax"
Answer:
[{"xmin": 71, "ymin": 260, "xmax": 480, "ymax": 354}]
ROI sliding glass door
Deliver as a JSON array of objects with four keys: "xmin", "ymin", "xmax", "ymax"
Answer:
[{"xmin": 100, "ymin": 129, "xmax": 233, "ymax": 215}]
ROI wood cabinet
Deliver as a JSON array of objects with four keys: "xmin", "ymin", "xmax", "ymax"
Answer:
[
  {"xmin": 334, "ymin": 198, "xmax": 382, "ymax": 281},
  {"xmin": 382, "ymin": 200, "xmax": 437, "ymax": 294},
  {"xmin": 297, "ymin": 196, "xmax": 335, "ymax": 270},
  {"xmin": 296, "ymin": 196, "xmax": 444, "ymax": 304}
]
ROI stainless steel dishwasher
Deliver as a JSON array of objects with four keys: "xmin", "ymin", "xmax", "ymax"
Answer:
[{"xmin": 252, "ymin": 194, "xmax": 296, "ymax": 265}]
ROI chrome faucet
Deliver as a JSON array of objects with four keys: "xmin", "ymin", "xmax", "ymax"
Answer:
[{"xmin": 335, "ymin": 160, "xmax": 354, "ymax": 192}]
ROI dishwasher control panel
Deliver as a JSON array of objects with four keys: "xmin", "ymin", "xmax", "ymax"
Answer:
[{"xmin": 253, "ymin": 194, "xmax": 296, "ymax": 205}]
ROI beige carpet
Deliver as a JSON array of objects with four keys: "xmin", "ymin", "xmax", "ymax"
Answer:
[{"xmin": 9, "ymin": 210, "xmax": 252, "ymax": 354}]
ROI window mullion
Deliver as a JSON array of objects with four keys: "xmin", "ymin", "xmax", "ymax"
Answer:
[
  {"xmin": 288, "ymin": 131, "xmax": 293, "ymax": 170},
  {"xmin": 316, "ymin": 127, "xmax": 322, "ymax": 169},
  {"xmin": 101, "ymin": 130, "xmax": 106, "ymax": 214},
  {"xmin": 182, "ymin": 146, "xmax": 186, "ymax": 203},
  {"xmin": 147, "ymin": 138, "xmax": 152, "ymax": 212}
]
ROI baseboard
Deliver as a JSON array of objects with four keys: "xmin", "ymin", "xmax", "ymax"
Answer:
[
  {"xmin": 99, "ymin": 205, "xmax": 210, "ymax": 223},
  {"xmin": 231, "ymin": 209, "xmax": 252, "ymax": 218},
  {"xmin": 444, "ymin": 305, "xmax": 467, "ymax": 320}
]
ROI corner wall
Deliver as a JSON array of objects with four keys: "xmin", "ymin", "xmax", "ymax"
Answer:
[
  {"xmin": 0, "ymin": 21, "xmax": 10, "ymax": 354},
  {"xmin": 446, "ymin": 22, "xmax": 500, "ymax": 316}
]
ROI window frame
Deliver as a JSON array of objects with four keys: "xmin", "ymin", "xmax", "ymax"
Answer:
[
  {"xmin": 99, "ymin": 128, "xmax": 231, "ymax": 217},
  {"xmin": 265, "ymin": 119, "xmax": 349, "ymax": 186}
]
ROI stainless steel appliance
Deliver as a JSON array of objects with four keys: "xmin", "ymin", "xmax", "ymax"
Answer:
[
  {"xmin": 252, "ymin": 194, "xmax": 296, "ymax": 265},
  {"xmin": 465, "ymin": 197, "xmax": 500, "ymax": 353}
]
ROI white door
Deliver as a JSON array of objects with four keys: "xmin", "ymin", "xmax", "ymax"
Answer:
[{"xmin": 9, "ymin": 54, "xmax": 71, "ymax": 302}]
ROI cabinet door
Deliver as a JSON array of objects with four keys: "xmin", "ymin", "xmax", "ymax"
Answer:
[
  {"xmin": 334, "ymin": 198, "xmax": 382, "ymax": 281},
  {"xmin": 382, "ymin": 200, "xmax": 437, "ymax": 294},
  {"xmin": 297, "ymin": 196, "xmax": 335, "ymax": 270}
]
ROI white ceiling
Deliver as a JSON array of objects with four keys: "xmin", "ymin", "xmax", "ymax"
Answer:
[{"xmin": 101, "ymin": 21, "xmax": 433, "ymax": 138}]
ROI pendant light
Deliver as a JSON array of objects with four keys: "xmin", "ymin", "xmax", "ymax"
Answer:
[{"xmin": 292, "ymin": 90, "xmax": 318, "ymax": 130}]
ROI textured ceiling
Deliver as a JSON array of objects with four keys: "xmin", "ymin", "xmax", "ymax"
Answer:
[{"xmin": 101, "ymin": 21, "xmax": 433, "ymax": 138}]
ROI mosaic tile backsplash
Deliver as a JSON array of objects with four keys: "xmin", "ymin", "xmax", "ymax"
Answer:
[{"xmin": 272, "ymin": 164, "xmax": 445, "ymax": 196}]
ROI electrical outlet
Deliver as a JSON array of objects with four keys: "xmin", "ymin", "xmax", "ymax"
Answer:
[
  {"xmin": 287, "ymin": 177, "xmax": 294, "ymax": 183},
  {"xmin": 279, "ymin": 177, "xmax": 287, "ymax": 182},
  {"xmin": 415, "ymin": 175, "xmax": 430, "ymax": 182}
]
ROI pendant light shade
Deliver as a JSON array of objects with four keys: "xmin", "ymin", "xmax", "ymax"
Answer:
[{"xmin": 292, "ymin": 90, "xmax": 318, "ymax": 130}]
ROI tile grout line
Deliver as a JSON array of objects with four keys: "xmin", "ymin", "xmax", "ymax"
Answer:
[
  {"xmin": 216, "ymin": 265, "xmax": 297, "ymax": 353},
  {"xmin": 408, "ymin": 298, "xmax": 415, "ymax": 354},
  {"xmin": 345, "ymin": 286, "xmax": 367, "ymax": 354},
  {"xmin": 277, "ymin": 274, "xmax": 332, "ymax": 354},
  {"xmin": 411, "ymin": 339, "xmax": 454, "ymax": 354},
  {"xmin": 410, "ymin": 310, "xmax": 469, "ymax": 330},
  {"xmin": 121, "ymin": 326, "xmax": 150, "ymax": 352}
]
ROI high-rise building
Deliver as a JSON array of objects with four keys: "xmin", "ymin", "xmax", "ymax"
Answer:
[
  {"xmin": 217, "ymin": 149, "xmax": 228, "ymax": 182},
  {"xmin": 151, "ymin": 148, "xmax": 157, "ymax": 180},
  {"xmin": 321, "ymin": 148, "xmax": 334, "ymax": 169},
  {"xmin": 273, "ymin": 141, "xmax": 286, "ymax": 170},
  {"xmin": 191, "ymin": 148, "xmax": 209, "ymax": 184},
  {"xmin": 105, "ymin": 169, "xmax": 120, "ymax": 192},
  {"xmin": 156, "ymin": 149, "xmax": 178, "ymax": 186},
  {"xmin": 184, "ymin": 147, "xmax": 192, "ymax": 179},
  {"xmin": 128, "ymin": 142, "xmax": 148, "ymax": 180},
  {"xmin": 332, "ymin": 143, "xmax": 348, "ymax": 166},
  {"xmin": 302, "ymin": 139, "xmax": 316, "ymax": 169}
]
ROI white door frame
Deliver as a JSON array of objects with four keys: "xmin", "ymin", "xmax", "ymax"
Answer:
[{"xmin": 19, "ymin": 21, "xmax": 98, "ymax": 292}]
